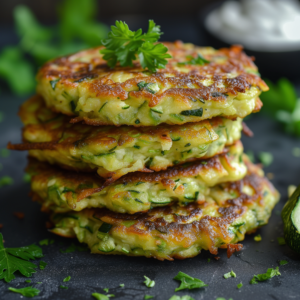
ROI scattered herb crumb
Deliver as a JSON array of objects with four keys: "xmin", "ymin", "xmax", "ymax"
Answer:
[
  {"xmin": 60, "ymin": 285, "xmax": 68, "ymax": 289},
  {"xmin": 223, "ymin": 270, "xmax": 236, "ymax": 279},
  {"xmin": 25, "ymin": 280, "xmax": 31, "ymax": 283},
  {"xmin": 8, "ymin": 286, "xmax": 40, "ymax": 297},
  {"xmin": 207, "ymin": 258, "xmax": 211, "ymax": 262},
  {"xmin": 292, "ymin": 147, "xmax": 300, "ymax": 157},
  {"xmin": 63, "ymin": 276, "xmax": 71, "ymax": 282},
  {"xmin": 37, "ymin": 282, "xmax": 42, "ymax": 284},
  {"xmin": 237, "ymin": 282, "xmax": 243, "ymax": 289},
  {"xmin": 103, "ymin": 288, "xmax": 109, "ymax": 293},
  {"xmin": 119, "ymin": 283, "xmax": 124, "ymax": 288},
  {"xmin": 39, "ymin": 238, "xmax": 54, "ymax": 246},
  {"xmin": 0, "ymin": 149, "xmax": 10, "ymax": 158},
  {"xmin": 277, "ymin": 237, "xmax": 286, "ymax": 245},
  {"xmin": 258, "ymin": 152, "xmax": 273, "ymax": 167},
  {"xmin": 39, "ymin": 261, "xmax": 47, "ymax": 270},
  {"xmin": 254, "ymin": 234, "xmax": 262, "ymax": 242},
  {"xmin": 169, "ymin": 296, "xmax": 195, "ymax": 300},
  {"xmin": 92, "ymin": 293, "xmax": 114, "ymax": 300},
  {"xmin": 145, "ymin": 295, "xmax": 154, "ymax": 300},
  {"xmin": 250, "ymin": 267, "xmax": 281, "ymax": 284},
  {"xmin": 144, "ymin": 276, "xmax": 155, "ymax": 288},
  {"xmin": 279, "ymin": 260, "xmax": 288, "ymax": 266},
  {"xmin": 23, "ymin": 173, "xmax": 31, "ymax": 183},
  {"xmin": 60, "ymin": 243, "xmax": 88, "ymax": 253},
  {"xmin": 173, "ymin": 271, "xmax": 207, "ymax": 291},
  {"xmin": 216, "ymin": 298, "xmax": 233, "ymax": 300},
  {"xmin": 0, "ymin": 176, "xmax": 13, "ymax": 187}
]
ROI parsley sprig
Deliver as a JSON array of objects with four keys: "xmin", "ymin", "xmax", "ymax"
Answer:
[
  {"xmin": 100, "ymin": 20, "xmax": 172, "ymax": 72},
  {"xmin": 250, "ymin": 267, "xmax": 281, "ymax": 284},
  {"xmin": 0, "ymin": 233, "xmax": 43, "ymax": 282},
  {"xmin": 173, "ymin": 271, "xmax": 207, "ymax": 291},
  {"xmin": 8, "ymin": 286, "xmax": 40, "ymax": 297}
]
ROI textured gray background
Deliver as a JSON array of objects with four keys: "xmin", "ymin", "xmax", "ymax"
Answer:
[{"xmin": 0, "ymin": 94, "xmax": 300, "ymax": 300}]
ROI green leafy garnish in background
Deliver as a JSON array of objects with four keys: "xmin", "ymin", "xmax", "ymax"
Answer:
[
  {"xmin": 250, "ymin": 267, "xmax": 281, "ymax": 284},
  {"xmin": 258, "ymin": 152, "xmax": 273, "ymax": 167},
  {"xmin": 277, "ymin": 237, "xmax": 286, "ymax": 245},
  {"xmin": 39, "ymin": 261, "xmax": 47, "ymax": 270},
  {"xmin": 173, "ymin": 271, "xmax": 207, "ymax": 291},
  {"xmin": 8, "ymin": 286, "xmax": 40, "ymax": 297},
  {"xmin": 101, "ymin": 20, "xmax": 172, "ymax": 72},
  {"xmin": 260, "ymin": 78, "xmax": 300, "ymax": 136},
  {"xmin": 39, "ymin": 238, "xmax": 54, "ymax": 246},
  {"xmin": 0, "ymin": 0, "xmax": 108, "ymax": 95},
  {"xmin": 0, "ymin": 233, "xmax": 43, "ymax": 282}
]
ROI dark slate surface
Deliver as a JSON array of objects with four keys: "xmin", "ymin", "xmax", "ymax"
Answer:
[{"xmin": 0, "ymin": 93, "xmax": 300, "ymax": 300}]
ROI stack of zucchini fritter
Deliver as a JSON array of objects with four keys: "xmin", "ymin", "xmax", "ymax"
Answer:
[{"xmin": 9, "ymin": 42, "xmax": 279, "ymax": 260}]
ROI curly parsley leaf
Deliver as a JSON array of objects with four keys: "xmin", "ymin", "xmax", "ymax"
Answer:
[
  {"xmin": 260, "ymin": 78, "xmax": 300, "ymax": 136},
  {"xmin": 250, "ymin": 267, "xmax": 281, "ymax": 284},
  {"xmin": 178, "ymin": 54, "xmax": 210, "ymax": 66},
  {"xmin": 101, "ymin": 20, "xmax": 171, "ymax": 72},
  {"xmin": 8, "ymin": 286, "xmax": 40, "ymax": 297},
  {"xmin": 0, "ymin": 233, "xmax": 43, "ymax": 282},
  {"xmin": 223, "ymin": 270, "xmax": 236, "ymax": 279},
  {"xmin": 173, "ymin": 271, "xmax": 207, "ymax": 292},
  {"xmin": 144, "ymin": 275, "xmax": 155, "ymax": 287},
  {"xmin": 63, "ymin": 275, "xmax": 71, "ymax": 282}
]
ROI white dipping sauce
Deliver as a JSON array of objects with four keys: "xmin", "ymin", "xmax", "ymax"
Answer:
[{"xmin": 205, "ymin": 0, "xmax": 300, "ymax": 51}]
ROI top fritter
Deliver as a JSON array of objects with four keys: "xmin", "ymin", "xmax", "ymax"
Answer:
[{"xmin": 36, "ymin": 41, "xmax": 267, "ymax": 126}]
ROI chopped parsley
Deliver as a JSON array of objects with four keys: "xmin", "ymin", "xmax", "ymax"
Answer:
[
  {"xmin": 279, "ymin": 260, "xmax": 288, "ymax": 266},
  {"xmin": 60, "ymin": 243, "xmax": 88, "ymax": 253},
  {"xmin": 292, "ymin": 147, "xmax": 300, "ymax": 157},
  {"xmin": 23, "ymin": 173, "xmax": 31, "ymax": 183},
  {"xmin": 237, "ymin": 282, "xmax": 243, "ymax": 289},
  {"xmin": 39, "ymin": 261, "xmax": 47, "ymax": 270},
  {"xmin": 223, "ymin": 270, "xmax": 236, "ymax": 279},
  {"xmin": 100, "ymin": 20, "xmax": 171, "ymax": 72},
  {"xmin": 258, "ymin": 152, "xmax": 273, "ymax": 167},
  {"xmin": 0, "ymin": 233, "xmax": 43, "ymax": 282},
  {"xmin": 63, "ymin": 276, "xmax": 71, "ymax": 282},
  {"xmin": 0, "ymin": 176, "xmax": 13, "ymax": 187},
  {"xmin": 60, "ymin": 285, "xmax": 68, "ymax": 289},
  {"xmin": 39, "ymin": 238, "xmax": 54, "ymax": 246},
  {"xmin": 8, "ymin": 286, "xmax": 40, "ymax": 297},
  {"xmin": 92, "ymin": 293, "xmax": 115, "ymax": 300},
  {"xmin": 173, "ymin": 271, "xmax": 207, "ymax": 291},
  {"xmin": 25, "ymin": 279, "xmax": 31, "ymax": 283},
  {"xmin": 103, "ymin": 288, "xmax": 109, "ymax": 293},
  {"xmin": 178, "ymin": 54, "xmax": 210, "ymax": 66},
  {"xmin": 119, "ymin": 283, "xmax": 124, "ymax": 288},
  {"xmin": 144, "ymin": 296, "xmax": 154, "ymax": 300},
  {"xmin": 169, "ymin": 296, "xmax": 195, "ymax": 300},
  {"xmin": 250, "ymin": 267, "xmax": 281, "ymax": 284},
  {"xmin": 207, "ymin": 258, "xmax": 211, "ymax": 262},
  {"xmin": 0, "ymin": 149, "xmax": 10, "ymax": 158},
  {"xmin": 277, "ymin": 237, "xmax": 286, "ymax": 245},
  {"xmin": 144, "ymin": 276, "xmax": 155, "ymax": 287},
  {"xmin": 254, "ymin": 234, "xmax": 262, "ymax": 242}
]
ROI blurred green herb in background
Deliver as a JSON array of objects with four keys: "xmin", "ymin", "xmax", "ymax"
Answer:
[
  {"xmin": 0, "ymin": 0, "xmax": 108, "ymax": 95},
  {"xmin": 260, "ymin": 78, "xmax": 300, "ymax": 136}
]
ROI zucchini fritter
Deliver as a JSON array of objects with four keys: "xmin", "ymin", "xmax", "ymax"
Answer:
[
  {"xmin": 27, "ymin": 142, "xmax": 246, "ymax": 214},
  {"xmin": 47, "ymin": 159, "xmax": 279, "ymax": 261},
  {"xmin": 36, "ymin": 42, "xmax": 267, "ymax": 126},
  {"xmin": 10, "ymin": 95, "xmax": 242, "ymax": 182}
]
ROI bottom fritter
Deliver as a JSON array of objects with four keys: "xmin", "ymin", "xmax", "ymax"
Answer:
[{"xmin": 43, "ymin": 160, "xmax": 279, "ymax": 261}]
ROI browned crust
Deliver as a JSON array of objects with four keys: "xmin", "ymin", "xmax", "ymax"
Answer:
[{"xmin": 37, "ymin": 42, "xmax": 268, "ymax": 113}]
